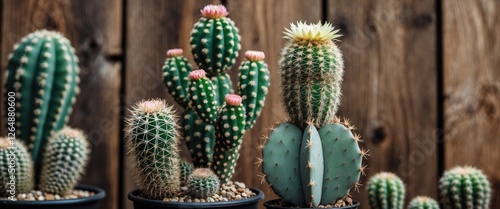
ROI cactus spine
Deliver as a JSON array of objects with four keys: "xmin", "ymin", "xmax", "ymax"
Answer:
[
  {"xmin": 0, "ymin": 137, "xmax": 34, "ymax": 196},
  {"xmin": 439, "ymin": 166, "xmax": 491, "ymax": 209},
  {"xmin": 4, "ymin": 30, "xmax": 80, "ymax": 177},
  {"xmin": 409, "ymin": 196, "xmax": 440, "ymax": 209},
  {"xmin": 125, "ymin": 100, "xmax": 181, "ymax": 199},
  {"xmin": 367, "ymin": 172, "xmax": 405, "ymax": 209},
  {"xmin": 39, "ymin": 128, "xmax": 89, "ymax": 195},
  {"xmin": 180, "ymin": 161, "xmax": 194, "ymax": 186},
  {"xmin": 187, "ymin": 168, "xmax": 220, "ymax": 199}
]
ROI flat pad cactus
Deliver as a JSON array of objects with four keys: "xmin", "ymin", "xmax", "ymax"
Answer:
[{"xmin": 300, "ymin": 125, "xmax": 324, "ymax": 207}]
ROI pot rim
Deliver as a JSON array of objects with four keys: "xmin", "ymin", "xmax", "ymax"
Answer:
[
  {"xmin": 128, "ymin": 187, "xmax": 264, "ymax": 207},
  {"xmin": 263, "ymin": 198, "xmax": 360, "ymax": 209},
  {"xmin": 0, "ymin": 184, "xmax": 106, "ymax": 205}
]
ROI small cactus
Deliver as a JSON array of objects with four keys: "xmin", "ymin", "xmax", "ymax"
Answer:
[
  {"xmin": 187, "ymin": 168, "xmax": 220, "ymax": 199},
  {"xmin": 0, "ymin": 137, "xmax": 34, "ymax": 196},
  {"xmin": 409, "ymin": 196, "xmax": 440, "ymax": 209},
  {"xmin": 4, "ymin": 30, "xmax": 80, "ymax": 177},
  {"xmin": 39, "ymin": 128, "xmax": 89, "ymax": 195},
  {"xmin": 439, "ymin": 166, "xmax": 491, "ymax": 209},
  {"xmin": 125, "ymin": 100, "xmax": 181, "ymax": 199},
  {"xmin": 180, "ymin": 161, "xmax": 194, "ymax": 186},
  {"xmin": 367, "ymin": 172, "xmax": 405, "ymax": 209}
]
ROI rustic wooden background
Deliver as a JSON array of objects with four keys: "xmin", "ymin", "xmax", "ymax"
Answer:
[{"xmin": 0, "ymin": 1, "xmax": 499, "ymax": 209}]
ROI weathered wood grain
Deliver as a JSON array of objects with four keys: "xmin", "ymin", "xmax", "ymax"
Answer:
[
  {"xmin": 443, "ymin": 0, "xmax": 500, "ymax": 207},
  {"xmin": 327, "ymin": 1, "xmax": 438, "ymax": 208},
  {"xmin": 225, "ymin": 0, "xmax": 322, "ymax": 207},
  {"xmin": 1, "ymin": 1, "xmax": 122, "ymax": 209}
]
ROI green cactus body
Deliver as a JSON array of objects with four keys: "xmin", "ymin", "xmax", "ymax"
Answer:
[
  {"xmin": 279, "ymin": 22, "xmax": 343, "ymax": 128},
  {"xmin": 300, "ymin": 125, "xmax": 324, "ymax": 207},
  {"xmin": 319, "ymin": 123, "xmax": 363, "ymax": 204},
  {"xmin": 162, "ymin": 49, "xmax": 193, "ymax": 107},
  {"xmin": 409, "ymin": 196, "xmax": 440, "ymax": 209},
  {"xmin": 125, "ymin": 100, "xmax": 181, "ymax": 199},
  {"xmin": 238, "ymin": 50, "xmax": 270, "ymax": 130},
  {"xmin": 180, "ymin": 161, "xmax": 194, "ymax": 186},
  {"xmin": 0, "ymin": 138, "xmax": 34, "ymax": 196},
  {"xmin": 439, "ymin": 166, "xmax": 491, "ymax": 209},
  {"xmin": 368, "ymin": 172, "xmax": 405, "ymax": 209},
  {"xmin": 190, "ymin": 5, "xmax": 240, "ymax": 75},
  {"xmin": 4, "ymin": 30, "xmax": 80, "ymax": 176},
  {"xmin": 39, "ymin": 128, "xmax": 89, "ymax": 195},
  {"xmin": 262, "ymin": 122, "xmax": 305, "ymax": 206},
  {"xmin": 211, "ymin": 95, "xmax": 245, "ymax": 184},
  {"xmin": 187, "ymin": 168, "xmax": 220, "ymax": 199},
  {"xmin": 210, "ymin": 73, "xmax": 233, "ymax": 106},
  {"xmin": 189, "ymin": 69, "xmax": 219, "ymax": 124},
  {"xmin": 182, "ymin": 108, "xmax": 215, "ymax": 168}
]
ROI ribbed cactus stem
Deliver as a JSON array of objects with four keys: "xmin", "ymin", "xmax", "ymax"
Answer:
[
  {"xmin": 439, "ymin": 166, "xmax": 491, "ymax": 209},
  {"xmin": 39, "ymin": 128, "xmax": 89, "ymax": 195},
  {"xmin": 4, "ymin": 30, "xmax": 80, "ymax": 178},
  {"xmin": 125, "ymin": 100, "xmax": 181, "ymax": 199},
  {"xmin": 408, "ymin": 196, "xmax": 440, "ymax": 209},
  {"xmin": 163, "ymin": 48, "xmax": 193, "ymax": 108},
  {"xmin": 187, "ymin": 168, "xmax": 220, "ymax": 199},
  {"xmin": 368, "ymin": 172, "xmax": 405, "ymax": 209},
  {"xmin": 189, "ymin": 69, "xmax": 219, "ymax": 124},
  {"xmin": 0, "ymin": 137, "xmax": 34, "ymax": 196},
  {"xmin": 180, "ymin": 161, "xmax": 194, "ymax": 186},
  {"xmin": 182, "ymin": 109, "xmax": 215, "ymax": 167}
]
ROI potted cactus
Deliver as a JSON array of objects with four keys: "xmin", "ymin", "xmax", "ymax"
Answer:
[
  {"xmin": 367, "ymin": 172, "xmax": 405, "ymax": 209},
  {"xmin": 0, "ymin": 30, "xmax": 105, "ymax": 209},
  {"xmin": 260, "ymin": 21, "xmax": 368, "ymax": 209},
  {"xmin": 126, "ymin": 4, "xmax": 267, "ymax": 209}
]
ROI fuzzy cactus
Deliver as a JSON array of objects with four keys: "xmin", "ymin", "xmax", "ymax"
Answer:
[
  {"xmin": 180, "ymin": 160, "xmax": 194, "ymax": 186},
  {"xmin": 279, "ymin": 21, "xmax": 343, "ymax": 128},
  {"xmin": 367, "ymin": 172, "xmax": 405, "ymax": 209},
  {"xmin": 187, "ymin": 168, "xmax": 220, "ymax": 199},
  {"xmin": 3, "ymin": 30, "xmax": 80, "ymax": 177},
  {"xmin": 190, "ymin": 4, "xmax": 241, "ymax": 75},
  {"xmin": 39, "ymin": 128, "xmax": 89, "ymax": 195},
  {"xmin": 409, "ymin": 196, "xmax": 440, "ymax": 209},
  {"xmin": 125, "ymin": 100, "xmax": 181, "ymax": 199},
  {"xmin": 0, "ymin": 137, "xmax": 34, "ymax": 196},
  {"xmin": 439, "ymin": 166, "xmax": 491, "ymax": 209}
]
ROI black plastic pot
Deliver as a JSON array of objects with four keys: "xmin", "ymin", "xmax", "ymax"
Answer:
[
  {"xmin": 263, "ymin": 199, "xmax": 360, "ymax": 209},
  {"xmin": 128, "ymin": 188, "xmax": 264, "ymax": 209},
  {"xmin": 0, "ymin": 184, "xmax": 106, "ymax": 209}
]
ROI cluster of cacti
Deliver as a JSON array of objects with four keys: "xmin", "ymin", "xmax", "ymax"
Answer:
[
  {"xmin": 261, "ymin": 21, "xmax": 367, "ymax": 207},
  {"xmin": 439, "ymin": 166, "xmax": 491, "ymax": 209},
  {"xmin": 408, "ymin": 196, "xmax": 440, "ymax": 209},
  {"xmin": 161, "ymin": 4, "xmax": 270, "ymax": 185},
  {"xmin": 367, "ymin": 172, "xmax": 405, "ymax": 209},
  {"xmin": 187, "ymin": 168, "xmax": 220, "ymax": 199},
  {"xmin": 0, "ymin": 138, "xmax": 34, "ymax": 196},
  {"xmin": 2, "ymin": 30, "xmax": 90, "ymax": 196}
]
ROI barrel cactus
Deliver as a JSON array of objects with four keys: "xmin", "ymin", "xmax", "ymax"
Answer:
[
  {"xmin": 125, "ymin": 100, "xmax": 181, "ymax": 199},
  {"xmin": 261, "ymin": 21, "xmax": 367, "ymax": 207},
  {"xmin": 0, "ymin": 137, "xmax": 34, "ymax": 197},
  {"xmin": 409, "ymin": 196, "xmax": 440, "ymax": 209},
  {"xmin": 367, "ymin": 172, "xmax": 405, "ymax": 209},
  {"xmin": 187, "ymin": 168, "xmax": 220, "ymax": 199},
  {"xmin": 439, "ymin": 166, "xmax": 491, "ymax": 209}
]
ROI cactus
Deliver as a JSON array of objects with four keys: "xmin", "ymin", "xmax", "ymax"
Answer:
[
  {"xmin": 190, "ymin": 4, "xmax": 241, "ymax": 75},
  {"xmin": 180, "ymin": 160, "xmax": 194, "ymax": 186},
  {"xmin": 3, "ymin": 30, "xmax": 80, "ymax": 177},
  {"xmin": 279, "ymin": 21, "xmax": 343, "ymax": 128},
  {"xmin": 409, "ymin": 196, "xmax": 440, "ymax": 209},
  {"xmin": 0, "ymin": 137, "xmax": 34, "ymax": 196},
  {"xmin": 39, "ymin": 128, "xmax": 89, "ymax": 195},
  {"xmin": 188, "ymin": 69, "xmax": 219, "ymax": 124},
  {"xmin": 182, "ymin": 109, "xmax": 215, "ymax": 167},
  {"xmin": 125, "ymin": 100, "xmax": 181, "ymax": 199},
  {"xmin": 439, "ymin": 166, "xmax": 491, "ymax": 209},
  {"xmin": 162, "ymin": 49, "xmax": 193, "ymax": 107},
  {"xmin": 187, "ymin": 168, "xmax": 220, "ymax": 199},
  {"xmin": 367, "ymin": 172, "xmax": 405, "ymax": 209}
]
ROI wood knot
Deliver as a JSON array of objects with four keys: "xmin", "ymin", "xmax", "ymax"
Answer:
[
  {"xmin": 409, "ymin": 13, "xmax": 433, "ymax": 28},
  {"xmin": 478, "ymin": 83, "xmax": 500, "ymax": 120},
  {"xmin": 371, "ymin": 126, "xmax": 387, "ymax": 145}
]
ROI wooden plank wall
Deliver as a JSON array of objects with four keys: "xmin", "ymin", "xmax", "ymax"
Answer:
[{"xmin": 0, "ymin": 1, "xmax": 499, "ymax": 209}]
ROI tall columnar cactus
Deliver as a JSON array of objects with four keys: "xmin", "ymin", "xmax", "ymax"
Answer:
[
  {"xmin": 3, "ymin": 30, "xmax": 80, "ymax": 176},
  {"xmin": 439, "ymin": 166, "xmax": 491, "ymax": 209},
  {"xmin": 39, "ymin": 128, "xmax": 89, "ymax": 195},
  {"xmin": 367, "ymin": 172, "xmax": 406, "ymax": 209},
  {"xmin": 187, "ymin": 168, "xmax": 220, "ymax": 199},
  {"xmin": 279, "ymin": 21, "xmax": 343, "ymax": 128},
  {"xmin": 408, "ymin": 196, "xmax": 440, "ymax": 209},
  {"xmin": 190, "ymin": 4, "xmax": 241, "ymax": 75},
  {"xmin": 0, "ymin": 137, "xmax": 34, "ymax": 196},
  {"xmin": 125, "ymin": 100, "xmax": 181, "ymax": 199},
  {"xmin": 161, "ymin": 5, "xmax": 270, "ymax": 181}
]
